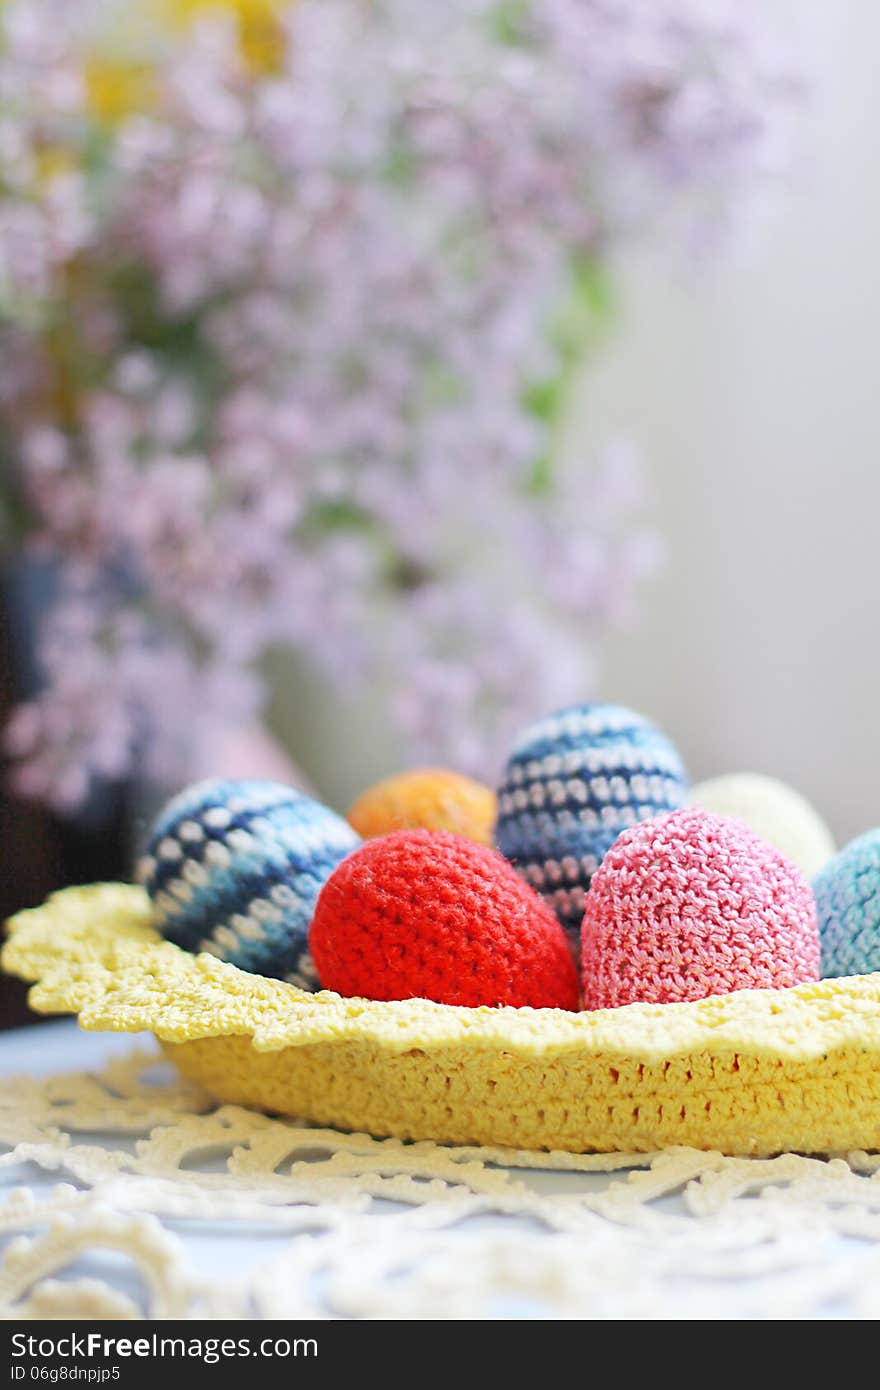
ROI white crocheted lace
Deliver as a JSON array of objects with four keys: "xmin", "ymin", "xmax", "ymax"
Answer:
[{"xmin": 2, "ymin": 1050, "xmax": 879, "ymax": 1318}]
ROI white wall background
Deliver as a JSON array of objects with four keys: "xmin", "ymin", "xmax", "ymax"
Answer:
[{"xmin": 578, "ymin": 0, "xmax": 879, "ymax": 845}]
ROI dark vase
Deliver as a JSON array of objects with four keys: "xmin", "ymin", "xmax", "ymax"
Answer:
[{"xmin": 0, "ymin": 556, "xmax": 131, "ymax": 1029}]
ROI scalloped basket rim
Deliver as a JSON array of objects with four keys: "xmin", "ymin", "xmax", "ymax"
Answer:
[
  {"xmin": 2, "ymin": 880, "xmax": 880, "ymax": 1063},
  {"xmin": 7, "ymin": 883, "xmax": 880, "ymax": 1155}
]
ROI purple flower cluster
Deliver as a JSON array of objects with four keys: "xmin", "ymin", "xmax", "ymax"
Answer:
[{"xmin": 0, "ymin": 0, "xmax": 799, "ymax": 807}]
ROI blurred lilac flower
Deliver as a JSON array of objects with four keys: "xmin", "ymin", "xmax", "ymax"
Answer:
[{"xmin": 0, "ymin": 0, "xmax": 801, "ymax": 807}]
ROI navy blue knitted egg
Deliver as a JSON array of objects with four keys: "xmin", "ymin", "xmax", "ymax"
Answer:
[
  {"xmin": 495, "ymin": 704, "xmax": 688, "ymax": 952},
  {"xmin": 137, "ymin": 779, "xmax": 360, "ymax": 989},
  {"xmin": 814, "ymin": 829, "xmax": 880, "ymax": 978}
]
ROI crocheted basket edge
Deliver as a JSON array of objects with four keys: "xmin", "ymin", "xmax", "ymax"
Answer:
[
  {"xmin": 8, "ymin": 883, "xmax": 880, "ymax": 1155},
  {"xmin": 5, "ymin": 882, "xmax": 880, "ymax": 1062}
]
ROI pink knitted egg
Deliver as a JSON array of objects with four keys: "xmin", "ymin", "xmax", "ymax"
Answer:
[{"xmin": 581, "ymin": 808, "xmax": 820, "ymax": 1009}]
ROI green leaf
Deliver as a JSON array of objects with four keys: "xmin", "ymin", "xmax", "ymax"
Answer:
[{"xmin": 523, "ymin": 254, "xmax": 616, "ymax": 492}]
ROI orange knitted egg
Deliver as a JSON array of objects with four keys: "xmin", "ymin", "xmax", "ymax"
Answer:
[
  {"xmin": 347, "ymin": 768, "xmax": 496, "ymax": 846},
  {"xmin": 310, "ymin": 829, "xmax": 579, "ymax": 1010}
]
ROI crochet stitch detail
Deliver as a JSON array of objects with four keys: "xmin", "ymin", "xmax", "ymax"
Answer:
[
  {"xmin": 581, "ymin": 807, "xmax": 820, "ymax": 1009},
  {"xmin": 136, "ymin": 778, "xmax": 360, "ymax": 989},
  {"xmin": 4, "ymin": 883, "xmax": 880, "ymax": 1155},
  {"xmin": 691, "ymin": 772, "xmax": 835, "ymax": 878},
  {"xmin": 310, "ymin": 829, "xmax": 579, "ymax": 1009},
  {"xmin": 495, "ymin": 703, "xmax": 688, "ymax": 951},
  {"xmin": 8, "ymin": 1053, "xmax": 880, "ymax": 1318},
  {"xmin": 815, "ymin": 829, "xmax": 880, "ymax": 977}
]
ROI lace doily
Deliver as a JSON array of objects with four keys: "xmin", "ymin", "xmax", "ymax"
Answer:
[{"xmin": 3, "ymin": 1047, "xmax": 880, "ymax": 1319}]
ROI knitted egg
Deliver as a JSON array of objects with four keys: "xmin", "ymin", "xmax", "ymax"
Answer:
[
  {"xmin": 495, "ymin": 703, "xmax": 688, "ymax": 952},
  {"xmin": 691, "ymin": 773, "xmax": 834, "ymax": 878},
  {"xmin": 137, "ymin": 778, "xmax": 360, "ymax": 989},
  {"xmin": 347, "ymin": 768, "xmax": 496, "ymax": 846},
  {"xmin": 580, "ymin": 808, "xmax": 820, "ymax": 1009},
  {"xmin": 814, "ymin": 829, "xmax": 880, "ymax": 978},
  {"xmin": 310, "ymin": 829, "xmax": 579, "ymax": 1010}
]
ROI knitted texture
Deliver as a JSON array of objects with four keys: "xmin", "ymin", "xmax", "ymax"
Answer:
[
  {"xmin": 691, "ymin": 772, "xmax": 835, "ymax": 878},
  {"xmin": 137, "ymin": 778, "xmax": 360, "ymax": 989},
  {"xmin": 310, "ymin": 830, "xmax": 579, "ymax": 1010},
  {"xmin": 814, "ymin": 829, "xmax": 880, "ymax": 978},
  {"xmin": 7, "ymin": 883, "xmax": 880, "ymax": 1156},
  {"xmin": 495, "ymin": 704, "xmax": 688, "ymax": 951},
  {"xmin": 347, "ymin": 768, "xmax": 496, "ymax": 846},
  {"xmin": 581, "ymin": 808, "xmax": 821, "ymax": 1009}
]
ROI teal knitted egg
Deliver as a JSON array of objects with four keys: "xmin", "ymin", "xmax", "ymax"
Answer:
[
  {"xmin": 137, "ymin": 778, "xmax": 360, "ymax": 990},
  {"xmin": 814, "ymin": 829, "xmax": 880, "ymax": 978}
]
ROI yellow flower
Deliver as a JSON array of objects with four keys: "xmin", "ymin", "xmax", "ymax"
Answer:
[
  {"xmin": 166, "ymin": 0, "xmax": 287, "ymax": 74},
  {"xmin": 81, "ymin": 0, "xmax": 288, "ymax": 126},
  {"xmin": 34, "ymin": 148, "xmax": 78, "ymax": 182},
  {"xmin": 85, "ymin": 59, "xmax": 156, "ymax": 124}
]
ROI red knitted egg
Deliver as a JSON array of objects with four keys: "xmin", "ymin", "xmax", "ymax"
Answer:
[
  {"xmin": 310, "ymin": 829, "xmax": 579, "ymax": 1010},
  {"xmin": 580, "ymin": 807, "xmax": 820, "ymax": 1009}
]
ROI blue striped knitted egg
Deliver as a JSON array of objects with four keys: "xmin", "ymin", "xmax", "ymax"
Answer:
[
  {"xmin": 495, "ymin": 704, "xmax": 688, "ymax": 952},
  {"xmin": 814, "ymin": 829, "xmax": 880, "ymax": 978},
  {"xmin": 137, "ymin": 779, "xmax": 360, "ymax": 990}
]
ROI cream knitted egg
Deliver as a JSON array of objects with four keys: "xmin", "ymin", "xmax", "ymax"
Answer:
[{"xmin": 690, "ymin": 773, "xmax": 834, "ymax": 878}]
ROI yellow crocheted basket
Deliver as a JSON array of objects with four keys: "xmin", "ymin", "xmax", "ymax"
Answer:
[{"xmin": 5, "ymin": 882, "xmax": 880, "ymax": 1156}]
